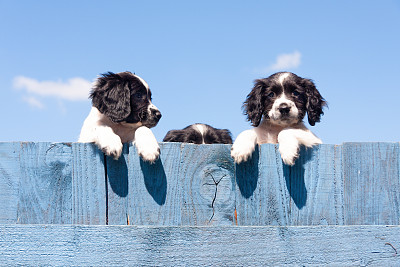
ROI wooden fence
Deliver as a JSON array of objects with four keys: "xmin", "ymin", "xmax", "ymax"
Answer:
[{"xmin": 0, "ymin": 142, "xmax": 399, "ymax": 265}]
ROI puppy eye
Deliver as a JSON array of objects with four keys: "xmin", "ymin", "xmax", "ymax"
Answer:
[
  {"xmin": 134, "ymin": 92, "xmax": 143, "ymax": 99},
  {"xmin": 292, "ymin": 90, "xmax": 300, "ymax": 96},
  {"xmin": 267, "ymin": 92, "xmax": 275, "ymax": 98}
]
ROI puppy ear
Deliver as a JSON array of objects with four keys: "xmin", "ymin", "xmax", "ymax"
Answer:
[
  {"xmin": 217, "ymin": 129, "xmax": 233, "ymax": 144},
  {"xmin": 243, "ymin": 80, "xmax": 265, "ymax": 127},
  {"xmin": 303, "ymin": 79, "xmax": 327, "ymax": 126},
  {"xmin": 90, "ymin": 72, "xmax": 131, "ymax": 122},
  {"xmin": 163, "ymin": 130, "xmax": 184, "ymax": 142}
]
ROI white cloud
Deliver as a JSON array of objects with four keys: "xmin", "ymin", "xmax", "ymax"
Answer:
[
  {"xmin": 22, "ymin": 96, "xmax": 44, "ymax": 109},
  {"xmin": 13, "ymin": 76, "xmax": 92, "ymax": 101},
  {"xmin": 267, "ymin": 51, "xmax": 302, "ymax": 71}
]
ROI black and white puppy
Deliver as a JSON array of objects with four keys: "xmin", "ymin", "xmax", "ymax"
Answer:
[
  {"xmin": 231, "ymin": 72, "xmax": 326, "ymax": 166},
  {"xmin": 163, "ymin": 123, "xmax": 233, "ymax": 144},
  {"xmin": 79, "ymin": 71, "xmax": 162, "ymax": 162}
]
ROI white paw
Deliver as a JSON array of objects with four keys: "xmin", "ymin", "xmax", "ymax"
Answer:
[
  {"xmin": 279, "ymin": 142, "xmax": 299, "ymax": 166},
  {"xmin": 98, "ymin": 135, "xmax": 123, "ymax": 160},
  {"xmin": 134, "ymin": 126, "xmax": 160, "ymax": 163},
  {"xmin": 231, "ymin": 143, "xmax": 256, "ymax": 164},
  {"xmin": 136, "ymin": 140, "xmax": 160, "ymax": 163},
  {"xmin": 231, "ymin": 129, "xmax": 258, "ymax": 164}
]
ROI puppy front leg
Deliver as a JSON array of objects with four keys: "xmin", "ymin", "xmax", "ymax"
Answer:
[
  {"xmin": 278, "ymin": 128, "xmax": 322, "ymax": 166},
  {"xmin": 277, "ymin": 129, "xmax": 300, "ymax": 166},
  {"xmin": 95, "ymin": 126, "xmax": 123, "ymax": 159},
  {"xmin": 231, "ymin": 129, "xmax": 258, "ymax": 164},
  {"xmin": 134, "ymin": 126, "xmax": 160, "ymax": 163}
]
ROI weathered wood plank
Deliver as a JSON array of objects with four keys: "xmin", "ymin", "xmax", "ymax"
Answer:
[
  {"xmin": 179, "ymin": 143, "xmax": 235, "ymax": 226},
  {"xmin": 289, "ymin": 144, "xmax": 345, "ymax": 225},
  {"xmin": 107, "ymin": 143, "xmax": 236, "ymax": 226},
  {"xmin": 17, "ymin": 142, "xmax": 73, "ymax": 224},
  {"xmin": 72, "ymin": 143, "xmax": 106, "ymax": 225},
  {"xmin": 0, "ymin": 142, "xmax": 21, "ymax": 223},
  {"xmin": 107, "ymin": 143, "xmax": 184, "ymax": 225},
  {"xmin": 235, "ymin": 144, "xmax": 345, "ymax": 226},
  {"xmin": 1, "ymin": 225, "xmax": 399, "ymax": 266},
  {"xmin": 1, "ymin": 142, "xmax": 400, "ymax": 226},
  {"xmin": 105, "ymin": 143, "xmax": 130, "ymax": 225},
  {"xmin": 235, "ymin": 144, "xmax": 291, "ymax": 226},
  {"xmin": 343, "ymin": 143, "xmax": 400, "ymax": 225}
]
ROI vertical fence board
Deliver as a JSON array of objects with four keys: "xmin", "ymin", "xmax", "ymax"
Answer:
[
  {"xmin": 236, "ymin": 145, "xmax": 291, "ymax": 226},
  {"xmin": 17, "ymin": 143, "xmax": 73, "ymax": 224},
  {"xmin": 107, "ymin": 143, "xmax": 184, "ymax": 225},
  {"xmin": 0, "ymin": 142, "xmax": 21, "ymax": 223},
  {"xmin": 179, "ymin": 144, "xmax": 235, "ymax": 226},
  {"xmin": 290, "ymin": 144, "xmax": 345, "ymax": 225},
  {"xmin": 105, "ymin": 144, "xmax": 130, "ymax": 225},
  {"xmin": 72, "ymin": 143, "xmax": 106, "ymax": 225},
  {"xmin": 343, "ymin": 143, "xmax": 400, "ymax": 225}
]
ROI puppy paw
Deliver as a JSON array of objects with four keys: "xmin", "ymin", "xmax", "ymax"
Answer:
[
  {"xmin": 136, "ymin": 141, "xmax": 160, "ymax": 163},
  {"xmin": 231, "ymin": 130, "xmax": 258, "ymax": 164},
  {"xmin": 134, "ymin": 126, "xmax": 160, "ymax": 163},
  {"xmin": 231, "ymin": 141, "xmax": 257, "ymax": 164},
  {"xmin": 231, "ymin": 145, "xmax": 255, "ymax": 164},
  {"xmin": 279, "ymin": 143, "xmax": 299, "ymax": 166},
  {"xmin": 98, "ymin": 136, "xmax": 123, "ymax": 160}
]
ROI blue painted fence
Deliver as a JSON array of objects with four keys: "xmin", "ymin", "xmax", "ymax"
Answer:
[{"xmin": 0, "ymin": 142, "xmax": 399, "ymax": 265}]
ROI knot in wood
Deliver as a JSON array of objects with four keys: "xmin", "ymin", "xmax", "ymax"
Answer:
[{"xmin": 199, "ymin": 164, "xmax": 233, "ymax": 204}]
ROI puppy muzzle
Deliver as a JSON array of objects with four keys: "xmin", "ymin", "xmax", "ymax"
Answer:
[{"xmin": 143, "ymin": 108, "xmax": 162, "ymax": 128}]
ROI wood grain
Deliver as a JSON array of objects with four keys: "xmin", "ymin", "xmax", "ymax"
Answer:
[
  {"xmin": 107, "ymin": 142, "xmax": 184, "ymax": 225},
  {"xmin": 72, "ymin": 143, "xmax": 106, "ymax": 224},
  {"xmin": 1, "ymin": 142, "xmax": 400, "ymax": 266},
  {"xmin": 179, "ymin": 143, "xmax": 235, "ymax": 226},
  {"xmin": 1, "ymin": 225, "xmax": 399, "ymax": 266},
  {"xmin": 342, "ymin": 142, "xmax": 400, "ymax": 225},
  {"xmin": 17, "ymin": 142, "xmax": 73, "ymax": 224},
  {"xmin": 235, "ymin": 144, "xmax": 291, "ymax": 226},
  {"xmin": 107, "ymin": 143, "xmax": 236, "ymax": 226},
  {"xmin": 289, "ymin": 144, "xmax": 345, "ymax": 225},
  {"xmin": 0, "ymin": 142, "xmax": 399, "ymax": 227},
  {"xmin": 0, "ymin": 142, "xmax": 22, "ymax": 223}
]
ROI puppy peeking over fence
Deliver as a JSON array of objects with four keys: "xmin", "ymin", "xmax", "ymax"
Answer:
[
  {"xmin": 231, "ymin": 72, "xmax": 326, "ymax": 166},
  {"xmin": 78, "ymin": 71, "xmax": 162, "ymax": 163},
  {"xmin": 163, "ymin": 123, "xmax": 232, "ymax": 144}
]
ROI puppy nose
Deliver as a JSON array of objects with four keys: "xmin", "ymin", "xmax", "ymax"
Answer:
[
  {"xmin": 279, "ymin": 104, "xmax": 291, "ymax": 115},
  {"xmin": 152, "ymin": 109, "xmax": 162, "ymax": 121}
]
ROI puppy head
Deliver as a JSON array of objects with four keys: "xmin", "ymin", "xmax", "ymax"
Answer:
[
  {"xmin": 163, "ymin": 124, "xmax": 233, "ymax": 144},
  {"xmin": 243, "ymin": 72, "xmax": 326, "ymax": 127},
  {"xmin": 90, "ymin": 71, "xmax": 161, "ymax": 128}
]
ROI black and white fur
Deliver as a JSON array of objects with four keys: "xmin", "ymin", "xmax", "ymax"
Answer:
[
  {"xmin": 231, "ymin": 72, "xmax": 326, "ymax": 166},
  {"xmin": 79, "ymin": 71, "xmax": 162, "ymax": 162},
  {"xmin": 163, "ymin": 124, "xmax": 233, "ymax": 144}
]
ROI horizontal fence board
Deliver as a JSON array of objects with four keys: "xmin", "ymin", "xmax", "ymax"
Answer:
[
  {"xmin": 0, "ymin": 142, "xmax": 400, "ymax": 226},
  {"xmin": 0, "ymin": 225, "xmax": 399, "ymax": 266}
]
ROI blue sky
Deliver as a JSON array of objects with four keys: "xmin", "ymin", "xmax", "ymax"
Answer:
[{"xmin": 1, "ymin": 0, "xmax": 399, "ymax": 144}]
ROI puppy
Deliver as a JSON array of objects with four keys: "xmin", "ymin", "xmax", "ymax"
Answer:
[
  {"xmin": 163, "ymin": 123, "xmax": 233, "ymax": 144},
  {"xmin": 78, "ymin": 71, "xmax": 162, "ymax": 162},
  {"xmin": 231, "ymin": 72, "xmax": 326, "ymax": 166}
]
